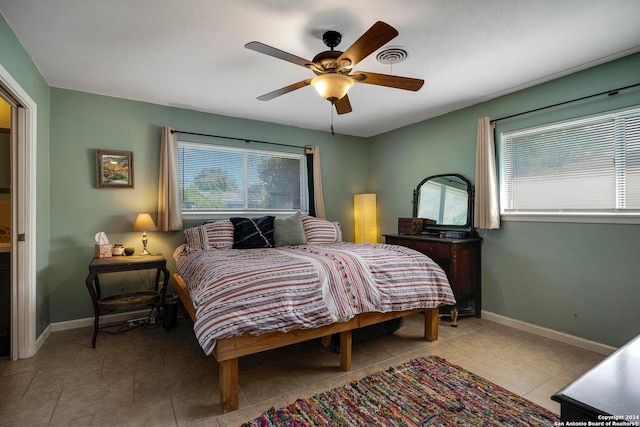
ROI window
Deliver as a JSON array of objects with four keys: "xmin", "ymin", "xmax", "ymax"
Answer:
[
  {"xmin": 499, "ymin": 105, "xmax": 640, "ymax": 221},
  {"xmin": 178, "ymin": 141, "xmax": 307, "ymax": 215}
]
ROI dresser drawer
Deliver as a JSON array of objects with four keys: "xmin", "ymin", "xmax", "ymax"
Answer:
[{"xmin": 411, "ymin": 241, "xmax": 450, "ymax": 260}]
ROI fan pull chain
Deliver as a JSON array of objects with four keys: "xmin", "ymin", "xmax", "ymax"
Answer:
[{"xmin": 330, "ymin": 102, "xmax": 335, "ymax": 136}]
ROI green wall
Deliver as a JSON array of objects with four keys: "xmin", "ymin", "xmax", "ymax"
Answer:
[
  {"xmin": 369, "ymin": 53, "xmax": 640, "ymax": 347},
  {"xmin": 3, "ymin": 9, "xmax": 639, "ymax": 348},
  {"xmin": 49, "ymin": 89, "xmax": 368, "ymax": 322},
  {"xmin": 0, "ymin": 13, "xmax": 51, "ymax": 335}
]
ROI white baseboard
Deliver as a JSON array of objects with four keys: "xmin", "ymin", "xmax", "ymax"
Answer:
[
  {"xmin": 38, "ymin": 309, "xmax": 615, "ymax": 356},
  {"xmin": 50, "ymin": 309, "xmax": 152, "ymax": 332},
  {"xmin": 28, "ymin": 310, "xmax": 157, "ymax": 357},
  {"xmin": 481, "ymin": 310, "xmax": 616, "ymax": 356},
  {"xmin": 35, "ymin": 324, "xmax": 52, "ymax": 354}
]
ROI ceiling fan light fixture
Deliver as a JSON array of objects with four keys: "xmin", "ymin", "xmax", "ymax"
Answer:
[
  {"xmin": 311, "ymin": 73, "xmax": 354, "ymax": 102},
  {"xmin": 247, "ymin": 21, "xmax": 422, "ymax": 113}
]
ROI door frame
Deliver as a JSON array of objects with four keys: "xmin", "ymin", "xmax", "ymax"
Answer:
[{"xmin": 0, "ymin": 64, "xmax": 38, "ymax": 360}]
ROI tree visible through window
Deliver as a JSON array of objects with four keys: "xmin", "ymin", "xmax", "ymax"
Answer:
[{"xmin": 178, "ymin": 142, "xmax": 307, "ymax": 213}]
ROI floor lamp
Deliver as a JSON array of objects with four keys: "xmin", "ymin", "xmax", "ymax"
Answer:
[{"xmin": 354, "ymin": 193, "xmax": 377, "ymax": 243}]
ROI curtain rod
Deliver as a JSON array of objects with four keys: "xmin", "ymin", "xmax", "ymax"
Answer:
[
  {"xmin": 170, "ymin": 129, "xmax": 302, "ymax": 149},
  {"xmin": 490, "ymin": 82, "xmax": 640, "ymax": 124}
]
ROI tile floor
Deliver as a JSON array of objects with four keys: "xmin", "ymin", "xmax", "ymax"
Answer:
[{"xmin": 0, "ymin": 313, "xmax": 607, "ymax": 426}]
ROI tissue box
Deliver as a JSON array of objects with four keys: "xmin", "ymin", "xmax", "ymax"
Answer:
[{"xmin": 95, "ymin": 244, "xmax": 112, "ymax": 258}]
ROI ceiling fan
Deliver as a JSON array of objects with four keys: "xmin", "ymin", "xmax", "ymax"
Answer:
[{"xmin": 245, "ymin": 21, "xmax": 424, "ymax": 115}]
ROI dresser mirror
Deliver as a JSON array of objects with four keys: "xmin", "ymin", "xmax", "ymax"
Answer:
[{"xmin": 412, "ymin": 173, "xmax": 474, "ymax": 231}]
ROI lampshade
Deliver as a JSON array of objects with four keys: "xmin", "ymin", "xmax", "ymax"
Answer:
[
  {"xmin": 133, "ymin": 213, "xmax": 157, "ymax": 232},
  {"xmin": 354, "ymin": 193, "xmax": 377, "ymax": 243},
  {"xmin": 133, "ymin": 213, "xmax": 157, "ymax": 255},
  {"xmin": 311, "ymin": 73, "xmax": 354, "ymax": 101}
]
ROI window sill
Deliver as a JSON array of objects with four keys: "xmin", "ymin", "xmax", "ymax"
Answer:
[
  {"xmin": 182, "ymin": 210, "xmax": 308, "ymax": 221},
  {"xmin": 500, "ymin": 213, "xmax": 640, "ymax": 225}
]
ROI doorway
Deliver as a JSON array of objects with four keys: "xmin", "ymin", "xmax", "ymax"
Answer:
[
  {"xmin": 0, "ymin": 64, "xmax": 37, "ymax": 360},
  {"xmin": 0, "ymin": 96, "xmax": 11, "ymax": 357}
]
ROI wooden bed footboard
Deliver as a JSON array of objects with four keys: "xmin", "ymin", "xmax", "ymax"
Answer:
[{"xmin": 172, "ymin": 272, "xmax": 441, "ymax": 413}]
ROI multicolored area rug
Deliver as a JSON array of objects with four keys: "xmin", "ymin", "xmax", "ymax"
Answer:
[{"xmin": 241, "ymin": 356, "xmax": 559, "ymax": 426}]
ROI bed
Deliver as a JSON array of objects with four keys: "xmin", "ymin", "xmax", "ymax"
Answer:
[{"xmin": 173, "ymin": 214, "xmax": 455, "ymax": 412}]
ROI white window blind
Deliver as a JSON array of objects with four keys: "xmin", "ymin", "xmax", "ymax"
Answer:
[
  {"xmin": 500, "ymin": 105, "xmax": 640, "ymax": 217},
  {"xmin": 178, "ymin": 142, "xmax": 307, "ymax": 214}
]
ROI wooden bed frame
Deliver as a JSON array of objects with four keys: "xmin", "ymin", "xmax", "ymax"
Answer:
[{"xmin": 172, "ymin": 273, "xmax": 441, "ymax": 413}]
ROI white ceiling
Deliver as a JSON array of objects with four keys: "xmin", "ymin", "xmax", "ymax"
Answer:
[{"xmin": 1, "ymin": 0, "xmax": 639, "ymax": 137}]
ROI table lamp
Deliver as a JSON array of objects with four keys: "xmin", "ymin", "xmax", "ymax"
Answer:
[{"xmin": 133, "ymin": 213, "xmax": 157, "ymax": 255}]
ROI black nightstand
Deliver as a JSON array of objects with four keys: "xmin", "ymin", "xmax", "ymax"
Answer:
[
  {"xmin": 85, "ymin": 254, "xmax": 171, "ymax": 347},
  {"xmin": 552, "ymin": 334, "xmax": 640, "ymax": 421}
]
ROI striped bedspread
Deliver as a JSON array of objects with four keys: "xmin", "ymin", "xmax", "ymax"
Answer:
[{"xmin": 175, "ymin": 242, "xmax": 455, "ymax": 355}]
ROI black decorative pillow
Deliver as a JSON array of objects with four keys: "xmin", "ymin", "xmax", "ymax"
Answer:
[{"xmin": 230, "ymin": 216, "xmax": 275, "ymax": 249}]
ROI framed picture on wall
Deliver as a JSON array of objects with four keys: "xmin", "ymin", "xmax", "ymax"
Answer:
[{"xmin": 95, "ymin": 149, "xmax": 134, "ymax": 188}]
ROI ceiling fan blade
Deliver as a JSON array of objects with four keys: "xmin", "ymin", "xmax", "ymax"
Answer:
[
  {"xmin": 352, "ymin": 72, "xmax": 424, "ymax": 91},
  {"xmin": 336, "ymin": 21, "xmax": 398, "ymax": 69},
  {"xmin": 256, "ymin": 79, "xmax": 313, "ymax": 101},
  {"xmin": 334, "ymin": 95, "xmax": 352, "ymax": 115},
  {"xmin": 245, "ymin": 41, "xmax": 313, "ymax": 68}
]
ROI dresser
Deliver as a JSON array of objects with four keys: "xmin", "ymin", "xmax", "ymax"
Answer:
[{"xmin": 384, "ymin": 234, "xmax": 481, "ymax": 318}]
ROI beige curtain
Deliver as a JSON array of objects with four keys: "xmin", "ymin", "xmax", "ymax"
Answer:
[
  {"xmin": 305, "ymin": 145, "xmax": 326, "ymax": 219},
  {"xmin": 157, "ymin": 126, "xmax": 183, "ymax": 231},
  {"xmin": 474, "ymin": 117, "xmax": 500, "ymax": 229}
]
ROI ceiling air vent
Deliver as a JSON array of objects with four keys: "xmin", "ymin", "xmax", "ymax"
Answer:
[{"xmin": 376, "ymin": 46, "xmax": 410, "ymax": 65}]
